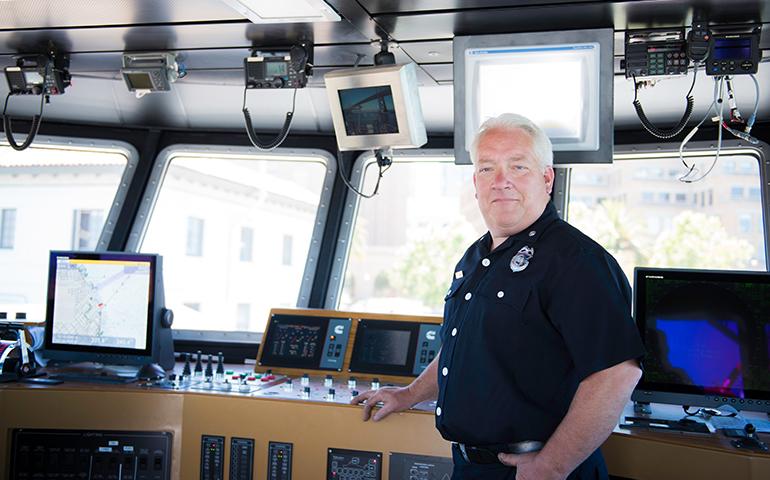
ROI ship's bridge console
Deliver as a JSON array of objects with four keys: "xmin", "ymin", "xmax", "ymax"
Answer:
[{"xmin": 2, "ymin": 308, "xmax": 770, "ymax": 479}]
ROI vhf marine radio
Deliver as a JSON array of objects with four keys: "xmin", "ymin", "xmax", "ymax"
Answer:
[
  {"xmin": 4, "ymin": 50, "xmax": 71, "ymax": 96},
  {"xmin": 244, "ymin": 40, "xmax": 313, "ymax": 89},
  {"xmin": 706, "ymin": 27, "xmax": 761, "ymax": 76},
  {"xmin": 624, "ymin": 29, "xmax": 689, "ymax": 78}
]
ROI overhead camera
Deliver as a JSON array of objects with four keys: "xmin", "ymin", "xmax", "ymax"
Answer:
[
  {"xmin": 244, "ymin": 40, "xmax": 313, "ymax": 89},
  {"xmin": 121, "ymin": 52, "xmax": 183, "ymax": 98},
  {"xmin": 4, "ymin": 49, "xmax": 71, "ymax": 96}
]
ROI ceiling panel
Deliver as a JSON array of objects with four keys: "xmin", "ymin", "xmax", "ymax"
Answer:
[
  {"xmin": 375, "ymin": 1, "xmax": 770, "ymax": 41},
  {"xmin": 360, "ymin": 0, "xmax": 600, "ymax": 15},
  {"xmin": 0, "ymin": 0, "xmax": 243, "ymax": 29},
  {"xmin": 0, "ymin": 20, "xmax": 369, "ymax": 56}
]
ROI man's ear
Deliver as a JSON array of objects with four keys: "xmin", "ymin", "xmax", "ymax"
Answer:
[{"xmin": 544, "ymin": 166, "xmax": 555, "ymax": 195}]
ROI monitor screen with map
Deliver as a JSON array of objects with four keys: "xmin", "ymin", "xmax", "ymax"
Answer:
[{"xmin": 43, "ymin": 251, "xmax": 171, "ymax": 368}]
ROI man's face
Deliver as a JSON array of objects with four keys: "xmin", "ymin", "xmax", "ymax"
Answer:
[{"xmin": 473, "ymin": 127, "xmax": 555, "ymax": 238}]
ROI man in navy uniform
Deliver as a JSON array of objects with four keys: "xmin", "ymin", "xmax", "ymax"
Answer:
[{"xmin": 352, "ymin": 113, "xmax": 645, "ymax": 480}]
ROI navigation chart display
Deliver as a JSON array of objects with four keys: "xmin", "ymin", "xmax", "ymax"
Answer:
[{"xmin": 50, "ymin": 254, "xmax": 152, "ymax": 350}]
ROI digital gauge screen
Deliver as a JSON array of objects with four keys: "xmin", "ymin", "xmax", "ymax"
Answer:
[
  {"xmin": 349, "ymin": 320, "xmax": 421, "ymax": 376},
  {"xmin": 260, "ymin": 314, "xmax": 328, "ymax": 369},
  {"xmin": 259, "ymin": 314, "xmax": 351, "ymax": 371}
]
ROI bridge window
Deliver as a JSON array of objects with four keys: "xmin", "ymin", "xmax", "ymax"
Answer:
[
  {"xmin": 0, "ymin": 139, "xmax": 135, "ymax": 320},
  {"xmin": 132, "ymin": 147, "xmax": 333, "ymax": 334},
  {"xmin": 0, "ymin": 209, "xmax": 16, "ymax": 249},
  {"xmin": 568, "ymin": 150, "xmax": 767, "ymax": 280},
  {"xmin": 331, "ymin": 152, "xmax": 485, "ymax": 315}
]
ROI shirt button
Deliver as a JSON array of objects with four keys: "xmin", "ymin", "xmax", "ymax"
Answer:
[
  {"xmin": 436, "ymin": 406, "xmax": 442, "ymax": 416},
  {"xmin": 528, "ymin": 230, "xmax": 536, "ymax": 237},
  {"xmin": 464, "ymin": 292, "xmax": 472, "ymax": 301},
  {"xmin": 481, "ymin": 258, "xmax": 490, "ymax": 267},
  {"xmin": 451, "ymin": 328, "xmax": 457, "ymax": 337},
  {"xmin": 497, "ymin": 291, "xmax": 505, "ymax": 298},
  {"xmin": 442, "ymin": 367, "xmax": 448, "ymax": 376}
]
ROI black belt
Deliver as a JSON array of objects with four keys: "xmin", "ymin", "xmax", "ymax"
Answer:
[{"xmin": 453, "ymin": 441, "xmax": 544, "ymax": 464}]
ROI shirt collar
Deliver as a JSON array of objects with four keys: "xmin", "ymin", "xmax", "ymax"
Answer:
[{"xmin": 479, "ymin": 202, "xmax": 560, "ymax": 253}]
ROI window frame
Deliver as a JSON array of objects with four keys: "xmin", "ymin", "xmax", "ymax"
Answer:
[
  {"xmin": 125, "ymin": 144, "xmax": 337, "ymax": 343},
  {"xmin": 0, "ymin": 134, "xmax": 140, "ymax": 251},
  {"xmin": 564, "ymin": 139, "xmax": 770, "ymax": 271},
  {"xmin": 325, "ymin": 148, "xmax": 474, "ymax": 309}
]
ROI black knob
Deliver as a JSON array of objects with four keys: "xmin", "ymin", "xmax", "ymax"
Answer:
[
  {"xmin": 745, "ymin": 423, "xmax": 756, "ymax": 435},
  {"xmin": 182, "ymin": 353, "xmax": 191, "ymax": 376},
  {"xmin": 216, "ymin": 352, "xmax": 224, "ymax": 375},
  {"xmin": 205, "ymin": 354, "xmax": 213, "ymax": 377},
  {"xmin": 351, "ymin": 390, "xmax": 359, "ymax": 396},
  {"xmin": 304, "ymin": 387, "xmax": 311, "ymax": 393},
  {"xmin": 194, "ymin": 350, "xmax": 203, "ymax": 373}
]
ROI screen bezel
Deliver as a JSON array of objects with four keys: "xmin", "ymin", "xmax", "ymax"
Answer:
[
  {"xmin": 259, "ymin": 313, "xmax": 333, "ymax": 370},
  {"xmin": 324, "ymin": 63, "xmax": 427, "ymax": 151},
  {"xmin": 348, "ymin": 319, "xmax": 421, "ymax": 376},
  {"xmin": 633, "ymin": 267, "xmax": 770, "ymax": 411},
  {"xmin": 44, "ymin": 250, "xmax": 157, "ymax": 358},
  {"xmin": 452, "ymin": 28, "xmax": 614, "ymax": 165}
]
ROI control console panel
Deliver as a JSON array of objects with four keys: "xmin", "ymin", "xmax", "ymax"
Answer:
[{"xmin": 10, "ymin": 429, "xmax": 172, "ymax": 480}]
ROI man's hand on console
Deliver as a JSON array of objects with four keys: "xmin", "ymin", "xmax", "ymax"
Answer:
[{"xmin": 350, "ymin": 386, "xmax": 415, "ymax": 422}]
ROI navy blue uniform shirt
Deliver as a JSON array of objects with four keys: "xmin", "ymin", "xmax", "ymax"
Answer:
[{"xmin": 436, "ymin": 202, "xmax": 645, "ymax": 445}]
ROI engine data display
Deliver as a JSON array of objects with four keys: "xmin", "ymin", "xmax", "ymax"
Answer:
[
  {"xmin": 350, "ymin": 320, "xmax": 422, "ymax": 376},
  {"xmin": 327, "ymin": 448, "xmax": 381, "ymax": 480},
  {"xmin": 259, "ymin": 314, "xmax": 351, "ymax": 371},
  {"xmin": 389, "ymin": 453, "xmax": 453, "ymax": 480}
]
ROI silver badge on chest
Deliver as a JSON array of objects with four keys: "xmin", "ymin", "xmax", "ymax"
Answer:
[{"xmin": 510, "ymin": 246, "xmax": 534, "ymax": 273}]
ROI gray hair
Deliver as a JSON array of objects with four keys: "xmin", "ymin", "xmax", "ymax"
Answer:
[{"xmin": 469, "ymin": 113, "xmax": 553, "ymax": 170}]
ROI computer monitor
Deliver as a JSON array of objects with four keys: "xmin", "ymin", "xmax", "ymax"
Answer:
[
  {"xmin": 633, "ymin": 267, "xmax": 770, "ymax": 412},
  {"xmin": 453, "ymin": 28, "xmax": 614, "ymax": 165},
  {"xmin": 43, "ymin": 251, "xmax": 174, "ymax": 373},
  {"xmin": 324, "ymin": 63, "xmax": 427, "ymax": 151}
]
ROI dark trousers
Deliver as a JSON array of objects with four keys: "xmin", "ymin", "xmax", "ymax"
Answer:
[{"xmin": 451, "ymin": 447, "xmax": 608, "ymax": 480}]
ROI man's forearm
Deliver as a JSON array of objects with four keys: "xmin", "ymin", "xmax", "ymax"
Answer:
[
  {"xmin": 535, "ymin": 360, "xmax": 641, "ymax": 477},
  {"xmin": 404, "ymin": 352, "xmax": 440, "ymax": 404}
]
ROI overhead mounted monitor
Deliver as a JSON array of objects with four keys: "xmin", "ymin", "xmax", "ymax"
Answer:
[
  {"xmin": 453, "ymin": 29, "xmax": 614, "ymax": 165},
  {"xmin": 633, "ymin": 267, "xmax": 770, "ymax": 412},
  {"xmin": 325, "ymin": 63, "xmax": 427, "ymax": 151}
]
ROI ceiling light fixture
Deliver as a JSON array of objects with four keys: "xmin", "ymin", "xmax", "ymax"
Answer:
[{"xmin": 220, "ymin": 0, "xmax": 340, "ymax": 23}]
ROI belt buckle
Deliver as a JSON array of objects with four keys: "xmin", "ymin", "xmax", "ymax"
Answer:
[
  {"xmin": 457, "ymin": 443, "xmax": 471, "ymax": 463},
  {"xmin": 457, "ymin": 444, "xmax": 499, "ymax": 464}
]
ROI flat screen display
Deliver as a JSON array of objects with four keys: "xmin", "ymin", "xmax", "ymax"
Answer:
[
  {"xmin": 713, "ymin": 38, "xmax": 752, "ymax": 60},
  {"xmin": 126, "ymin": 72, "xmax": 154, "ymax": 90},
  {"xmin": 349, "ymin": 320, "xmax": 420, "ymax": 376},
  {"xmin": 338, "ymin": 85, "xmax": 399, "ymax": 136},
  {"xmin": 45, "ymin": 251, "xmax": 155, "ymax": 355},
  {"xmin": 635, "ymin": 268, "xmax": 770, "ymax": 405},
  {"xmin": 265, "ymin": 61, "xmax": 288, "ymax": 76},
  {"xmin": 259, "ymin": 314, "xmax": 330, "ymax": 369}
]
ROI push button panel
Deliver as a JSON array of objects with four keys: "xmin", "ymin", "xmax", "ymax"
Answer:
[
  {"xmin": 320, "ymin": 318, "xmax": 351, "ymax": 370},
  {"xmin": 413, "ymin": 324, "xmax": 442, "ymax": 376}
]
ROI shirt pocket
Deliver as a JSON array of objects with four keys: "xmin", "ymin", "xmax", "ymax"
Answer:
[{"xmin": 476, "ymin": 286, "xmax": 531, "ymax": 347}]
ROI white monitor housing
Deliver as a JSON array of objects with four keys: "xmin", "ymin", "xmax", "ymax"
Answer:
[
  {"xmin": 454, "ymin": 28, "xmax": 614, "ymax": 165},
  {"xmin": 325, "ymin": 63, "xmax": 427, "ymax": 151}
]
